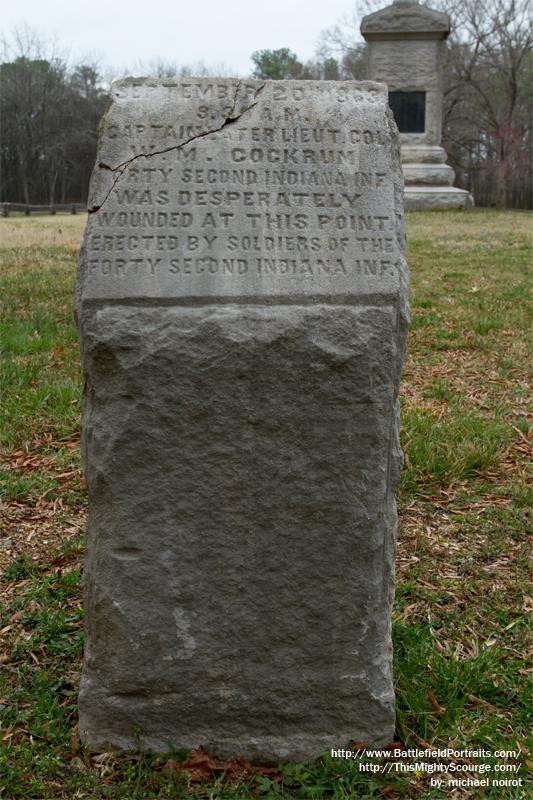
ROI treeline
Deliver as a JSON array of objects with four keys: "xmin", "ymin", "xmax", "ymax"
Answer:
[
  {"xmin": 0, "ymin": 0, "xmax": 531, "ymax": 209},
  {"xmin": 0, "ymin": 31, "xmax": 109, "ymax": 206}
]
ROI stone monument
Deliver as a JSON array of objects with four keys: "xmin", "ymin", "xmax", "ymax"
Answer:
[
  {"xmin": 361, "ymin": 0, "xmax": 473, "ymax": 209},
  {"xmin": 76, "ymin": 78, "xmax": 409, "ymax": 762}
]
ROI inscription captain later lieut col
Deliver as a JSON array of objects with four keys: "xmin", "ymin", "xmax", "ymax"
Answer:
[{"xmin": 76, "ymin": 79, "xmax": 409, "ymax": 762}]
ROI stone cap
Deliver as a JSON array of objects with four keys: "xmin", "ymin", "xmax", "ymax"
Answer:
[{"xmin": 361, "ymin": 1, "xmax": 450, "ymax": 41}]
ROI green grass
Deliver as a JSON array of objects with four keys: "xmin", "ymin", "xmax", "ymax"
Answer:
[
  {"xmin": 0, "ymin": 246, "xmax": 80, "ymax": 449},
  {"xmin": 401, "ymin": 408, "xmax": 512, "ymax": 495},
  {"xmin": 0, "ymin": 210, "xmax": 531, "ymax": 798},
  {"xmin": 0, "ymin": 238, "xmax": 82, "ymax": 505}
]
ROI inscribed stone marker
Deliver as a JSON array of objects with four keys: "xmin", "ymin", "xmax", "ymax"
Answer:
[{"xmin": 77, "ymin": 79, "xmax": 409, "ymax": 762}]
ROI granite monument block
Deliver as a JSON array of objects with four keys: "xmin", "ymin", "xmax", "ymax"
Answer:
[{"xmin": 76, "ymin": 78, "xmax": 409, "ymax": 762}]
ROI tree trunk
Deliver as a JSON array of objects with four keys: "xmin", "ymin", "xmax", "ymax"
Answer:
[
  {"xmin": 49, "ymin": 170, "xmax": 58, "ymax": 207},
  {"xmin": 22, "ymin": 175, "xmax": 30, "ymax": 206},
  {"xmin": 496, "ymin": 138, "xmax": 508, "ymax": 210}
]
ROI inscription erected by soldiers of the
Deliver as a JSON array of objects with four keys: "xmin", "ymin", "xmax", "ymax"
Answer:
[{"xmin": 77, "ymin": 79, "xmax": 409, "ymax": 761}]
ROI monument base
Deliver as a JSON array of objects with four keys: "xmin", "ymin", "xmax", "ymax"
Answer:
[
  {"xmin": 404, "ymin": 185, "xmax": 474, "ymax": 211},
  {"xmin": 78, "ymin": 303, "xmax": 401, "ymax": 761},
  {"xmin": 400, "ymin": 145, "xmax": 473, "ymax": 210},
  {"xmin": 402, "ymin": 141, "xmax": 474, "ymax": 211}
]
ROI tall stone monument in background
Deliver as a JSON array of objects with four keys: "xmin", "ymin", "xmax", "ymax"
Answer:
[
  {"xmin": 77, "ymin": 78, "xmax": 408, "ymax": 761},
  {"xmin": 362, "ymin": 0, "xmax": 473, "ymax": 209}
]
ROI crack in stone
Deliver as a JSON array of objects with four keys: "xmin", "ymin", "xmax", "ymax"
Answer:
[{"xmin": 89, "ymin": 81, "xmax": 266, "ymax": 214}]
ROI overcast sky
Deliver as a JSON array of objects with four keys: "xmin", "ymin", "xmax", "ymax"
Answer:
[{"xmin": 1, "ymin": 0, "xmax": 361, "ymax": 77}]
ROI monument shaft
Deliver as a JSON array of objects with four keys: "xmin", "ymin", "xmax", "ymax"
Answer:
[{"xmin": 77, "ymin": 79, "xmax": 409, "ymax": 761}]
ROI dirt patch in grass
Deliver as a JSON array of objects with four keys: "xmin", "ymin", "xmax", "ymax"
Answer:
[{"xmin": 0, "ymin": 494, "xmax": 85, "ymax": 575}]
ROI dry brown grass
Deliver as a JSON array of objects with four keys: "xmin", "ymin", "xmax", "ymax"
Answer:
[{"xmin": 0, "ymin": 214, "xmax": 87, "ymax": 249}]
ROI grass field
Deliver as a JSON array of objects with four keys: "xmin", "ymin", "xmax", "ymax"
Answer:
[{"xmin": 0, "ymin": 211, "xmax": 531, "ymax": 798}]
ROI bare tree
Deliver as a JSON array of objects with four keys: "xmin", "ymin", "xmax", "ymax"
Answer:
[
  {"xmin": 0, "ymin": 27, "xmax": 108, "ymax": 205},
  {"xmin": 0, "ymin": 26, "xmax": 66, "ymax": 203},
  {"xmin": 128, "ymin": 58, "xmax": 238, "ymax": 79},
  {"xmin": 442, "ymin": 0, "xmax": 532, "ymax": 207},
  {"xmin": 315, "ymin": 0, "xmax": 381, "ymax": 79}
]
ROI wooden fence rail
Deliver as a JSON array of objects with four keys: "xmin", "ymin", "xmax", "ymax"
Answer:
[{"xmin": 1, "ymin": 202, "xmax": 87, "ymax": 217}]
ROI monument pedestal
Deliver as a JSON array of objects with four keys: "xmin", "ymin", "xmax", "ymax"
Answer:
[
  {"xmin": 361, "ymin": 0, "xmax": 475, "ymax": 211},
  {"xmin": 402, "ymin": 144, "xmax": 473, "ymax": 210},
  {"xmin": 404, "ymin": 185, "xmax": 473, "ymax": 210}
]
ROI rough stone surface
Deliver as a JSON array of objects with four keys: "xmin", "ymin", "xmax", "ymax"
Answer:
[
  {"xmin": 403, "ymin": 163, "xmax": 454, "ymax": 185},
  {"xmin": 365, "ymin": 38, "xmax": 445, "ymax": 145},
  {"xmin": 361, "ymin": 0, "xmax": 449, "ymax": 37},
  {"xmin": 401, "ymin": 145, "xmax": 446, "ymax": 163},
  {"xmin": 404, "ymin": 185, "xmax": 474, "ymax": 209},
  {"xmin": 77, "ymin": 78, "xmax": 409, "ymax": 762},
  {"xmin": 361, "ymin": 1, "xmax": 473, "ymax": 209}
]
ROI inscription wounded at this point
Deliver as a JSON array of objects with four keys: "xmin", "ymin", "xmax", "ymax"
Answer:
[{"xmin": 77, "ymin": 79, "xmax": 409, "ymax": 762}]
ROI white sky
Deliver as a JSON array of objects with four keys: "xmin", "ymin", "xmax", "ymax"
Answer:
[{"xmin": 2, "ymin": 0, "xmax": 360, "ymax": 77}]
